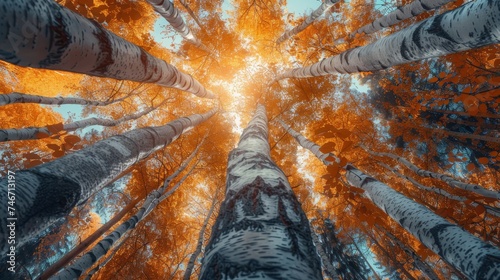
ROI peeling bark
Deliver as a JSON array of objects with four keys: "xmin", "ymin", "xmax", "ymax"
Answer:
[
  {"xmin": 200, "ymin": 105, "xmax": 322, "ymax": 279},
  {"xmin": 277, "ymin": 0, "xmax": 500, "ymax": 79},
  {"xmin": 0, "ymin": 109, "xmax": 216, "ymax": 254},
  {"xmin": 0, "ymin": 0, "xmax": 214, "ymax": 98},
  {"xmin": 0, "ymin": 92, "xmax": 112, "ymax": 106}
]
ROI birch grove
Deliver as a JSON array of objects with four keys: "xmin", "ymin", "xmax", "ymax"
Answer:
[
  {"xmin": 276, "ymin": 0, "xmax": 500, "ymax": 79},
  {"xmin": 200, "ymin": 105, "xmax": 322, "ymax": 279},
  {"xmin": 352, "ymin": 0, "xmax": 456, "ymax": 36},
  {"xmin": 279, "ymin": 120, "xmax": 500, "ymax": 279},
  {"xmin": 0, "ymin": 109, "xmax": 216, "ymax": 254},
  {"xmin": 51, "ymin": 139, "xmax": 203, "ymax": 279},
  {"xmin": 0, "ymin": 0, "xmax": 215, "ymax": 98}
]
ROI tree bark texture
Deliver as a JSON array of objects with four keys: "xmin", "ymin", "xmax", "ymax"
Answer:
[
  {"xmin": 276, "ymin": 0, "xmax": 339, "ymax": 44},
  {"xmin": 281, "ymin": 121, "xmax": 500, "ymax": 279},
  {"xmin": 0, "ymin": 0, "xmax": 214, "ymax": 98},
  {"xmin": 353, "ymin": 0, "xmax": 455, "ymax": 36},
  {"xmin": 0, "ymin": 109, "xmax": 216, "ymax": 255},
  {"xmin": 277, "ymin": 0, "xmax": 500, "ymax": 79},
  {"xmin": 200, "ymin": 104, "xmax": 322, "ymax": 279},
  {"xmin": 0, "ymin": 97, "xmax": 171, "ymax": 142},
  {"xmin": 363, "ymin": 147, "xmax": 500, "ymax": 200},
  {"xmin": 0, "ymin": 92, "xmax": 111, "ymax": 106},
  {"xmin": 147, "ymin": 0, "xmax": 212, "ymax": 54}
]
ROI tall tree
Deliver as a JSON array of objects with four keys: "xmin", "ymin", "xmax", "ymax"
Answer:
[
  {"xmin": 351, "ymin": 0, "xmax": 456, "ymax": 37},
  {"xmin": 0, "ymin": 109, "xmax": 216, "ymax": 254},
  {"xmin": 276, "ymin": 0, "xmax": 339, "ymax": 44},
  {"xmin": 276, "ymin": 0, "xmax": 500, "ymax": 79},
  {"xmin": 279, "ymin": 120, "xmax": 500, "ymax": 279},
  {"xmin": 147, "ymin": 0, "xmax": 213, "ymax": 54},
  {"xmin": 200, "ymin": 104, "xmax": 322, "ymax": 279},
  {"xmin": 0, "ymin": 0, "xmax": 215, "ymax": 98}
]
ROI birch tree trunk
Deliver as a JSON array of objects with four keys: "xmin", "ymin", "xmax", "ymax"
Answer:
[
  {"xmin": 147, "ymin": 0, "xmax": 212, "ymax": 54},
  {"xmin": 362, "ymin": 146, "xmax": 500, "ymax": 200},
  {"xmin": 276, "ymin": 0, "xmax": 500, "ymax": 79},
  {"xmin": 37, "ymin": 198, "xmax": 142, "ymax": 280},
  {"xmin": 178, "ymin": 0, "xmax": 203, "ymax": 29},
  {"xmin": 377, "ymin": 162, "xmax": 500, "ymax": 218},
  {"xmin": 183, "ymin": 191, "xmax": 219, "ymax": 280},
  {"xmin": 375, "ymin": 224, "xmax": 440, "ymax": 280},
  {"xmin": 310, "ymin": 223, "xmax": 339, "ymax": 279},
  {"xmin": 0, "ymin": 109, "xmax": 216, "ymax": 255},
  {"xmin": 0, "ymin": 0, "xmax": 215, "ymax": 98},
  {"xmin": 200, "ymin": 104, "xmax": 322, "ymax": 279},
  {"xmin": 52, "ymin": 139, "xmax": 203, "ymax": 279},
  {"xmin": 0, "ymin": 97, "xmax": 171, "ymax": 142},
  {"xmin": 280, "ymin": 121, "xmax": 500, "ymax": 279},
  {"xmin": 352, "ymin": 0, "xmax": 455, "ymax": 36},
  {"xmin": 0, "ymin": 92, "xmax": 114, "ymax": 106},
  {"xmin": 276, "ymin": 0, "xmax": 339, "ymax": 44}
]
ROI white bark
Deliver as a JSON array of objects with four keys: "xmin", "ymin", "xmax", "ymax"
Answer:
[
  {"xmin": 178, "ymin": 0, "xmax": 203, "ymax": 29},
  {"xmin": 345, "ymin": 164, "xmax": 500, "ymax": 280},
  {"xmin": 278, "ymin": 119, "xmax": 339, "ymax": 165},
  {"xmin": 280, "ymin": 121, "xmax": 500, "ymax": 279},
  {"xmin": 353, "ymin": 0, "xmax": 455, "ymax": 36},
  {"xmin": 362, "ymin": 146, "xmax": 500, "ymax": 200},
  {"xmin": 0, "ymin": 109, "xmax": 216, "ymax": 254},
  {"xmin": 277, "ymin": 0, "xmax": 339, "ymax": 44},
  {"xmin": 183, "ymin": 191, "xmax": 219, "ymax": 280},
  {"xmin": 310, "ymin": 225, "xmax": 339, "ymax": 279},
  {"xmin": 378, "ymin": 162, "xmax": 500, "ymax": 218},
  {"xmin": 276, "ymin": 0, "xmax": 500, "ymax": 79},
  {"xmin": 147, "ymin": 0, "xmax": 213, "ymax": 54},
  {"xmin": 0, "ymin": 92, "xmax": 111, "ymax": 106},
  {"xmin": 52, "ymin": 140, "xmax": 203, "ymax": 279},
  {"xmin": 0, "ymin": 97, "xmax": 171, "ymax": 142},
  {"xmin": 0, "ymin": 0, "xmax": 215, "ymax": 98},
  {"xmin": 200, "ymin": 104, "xmax": 322, "ymax": 279}
]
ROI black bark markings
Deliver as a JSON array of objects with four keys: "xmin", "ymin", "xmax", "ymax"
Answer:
[
  {"xmin": 40, "ymin": 7, "xmax": 71, "ymax": 67},
  {"xmin": 90, "ymin": 20, "xmax": 114, "ymax": 75}
]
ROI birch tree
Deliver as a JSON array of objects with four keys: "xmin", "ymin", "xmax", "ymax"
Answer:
[
  {"xmin": 0, "ymin": 0, "xmax": 215, "ymax": 98},
  {"xmin": 147, "ymin": 0, "xmax": 213, "ymax": 54},
  {"xmin": 276, "ymin": 0, "xmax": 339, "ymax": 44},
  {"xmin": 0, "ymin": 92, "xmax": 116, "ymax": 106},
  {"xmin": 276, "ymin": 0, "xmax": 500, "ymax": 79},
  {"xmin": 352, "ymin": 0, "xmax": 455, "ymax": 36},
  {"xmin": 51, "ymin": 138, "xmax": 203, "ymax": 279},
  {"xmin": 279, "ymin": 120, "xmax": 500, "ymax": 279},
  {"xmin": 0, "ymin": 109, "xmax": 216, "ymax": 254},
  {"xmin": 200, "ymin": 104, "xmax": 322, "ymax": 279},
  {"xmin": 361, "ymin": 146, "xmax": 500, "ymax": 200},
  {"xmin": 0, "ymin": 97, "xmax": 172, "ymax": 142}
]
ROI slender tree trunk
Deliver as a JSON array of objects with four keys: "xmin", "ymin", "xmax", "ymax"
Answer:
[
  {"xmin": 200, "ymin": 104, "xmax": 322, "ymax": 279},
  {"xmin": 352, "ymin": 0, "xmax": 455, "ymax": 36},
  {"xmin": 0, "ymin": 97, "xmax": 171, "ymax": 142},
  {"xmin": 361, "ymin": 146, "xmax": 500, "ymax": 200},
  {"xmin": 377, "ymin": 162, "xmax": 500, "ymax": 218},
  {"xmin": 276, "ymin": 0, "xmax": 500, "ymax": 79},
  {"xmin": 0, "ymin": 92, "xmax": 114, "ymax": 106},
  {"xmin": 310, "ymin": 223, "xmax": 339, "ymax": 279},
  {"xmin": 178, "ymin": 0, "xmax": 203, "ymax": 30},
  {"xmin": 37, "ymin": 198, "xmax": 142, "ymax": 280},
  {"xmin": 0, "ymin": 109, "xmax": 216, "ymax": 254},
  {"xmin": 429, "ymin": 109, "xmax": 500, "ymax": 119},
  {"xmin": 147, "ymin": 0, "xmax": 212, "ymax": 54},
  {"xmin": 375, "ymin": 224, "xmax": 440, "ymax": 280},
  {"xmin": 0, "ymin": 0, "xmax": 214, "ymax": 98},
  {"xmin": 183, "ymin": 191, "xmax": 219, "ymax": 280},
  {"xmin": 52, "ymin": 139, "xmax": 203, "ymax": 279},
  {"xmin": 424, "ymin": 126, "xmax": 500, "ymax": 144},
  {"xmin": 280, "ymin": 121, "xmax": 500, "ymax": 279},
  {"xmin": 276, "ymin": 0, "xmax": 339, "ymax": 44}
]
